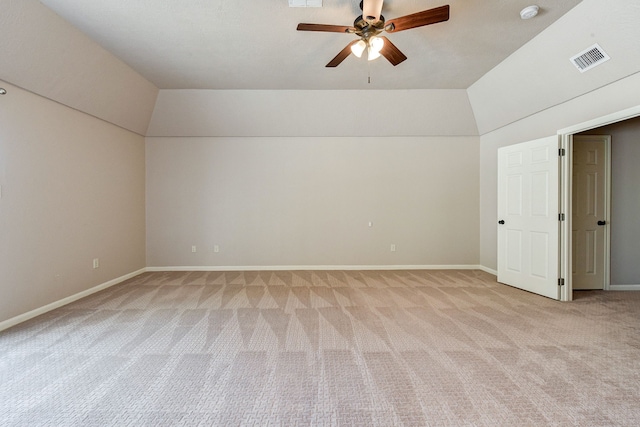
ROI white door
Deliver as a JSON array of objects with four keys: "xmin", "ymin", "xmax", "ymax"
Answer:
[
  {"xmin": 572, "ymin": 135, "xmax": 609, "ymax": 290},
  {"xmin": 497, "ymin": 136, "xmax": 561, "ymax": 300}
]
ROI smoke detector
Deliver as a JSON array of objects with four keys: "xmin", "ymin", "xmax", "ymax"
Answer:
[{"xmin": 520, "ymin": 5, "xmax": 539, "ymax": 19}]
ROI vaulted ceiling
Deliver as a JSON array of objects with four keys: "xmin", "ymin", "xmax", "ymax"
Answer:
[{"xmin": 38, "ymin": 0, "xmax": 583, "ymax": 90}]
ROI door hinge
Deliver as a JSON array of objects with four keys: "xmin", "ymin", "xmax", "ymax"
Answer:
[
  {"xmin": 559, "ymin": 148, "xmax": 566, "ymax": 156},
  {"xmin": 558, "ymin": 278, "xmax": 565, "ymax": 287},
  {"xmin": 559, "ymin": 213, "xmax": 565, "ymax": 221}
]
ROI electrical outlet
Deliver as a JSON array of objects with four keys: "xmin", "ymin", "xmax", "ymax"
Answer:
[
  {"xmin": 192, "ymin": 246, "xmax": 197, "ymax": 253},
  {"xmin": 93, "ymin": 258, "xmax": 99, "ymax": 269},
  {"xmin": 390, "ymin": 244, "xmax": 396, "ymax": 252},
  {"xmin": 214, "ymin": 245, "xmax": 220, "ymax": 253}
]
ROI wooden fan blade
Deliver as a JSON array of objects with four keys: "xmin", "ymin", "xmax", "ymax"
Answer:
[
  {"xmin": 386, "ymin": 5, "xmax": 450, "ymax": 33},
  {"xmin": 379, "ymin": 36, "xmax": 407, "ymax": 66},
  {"xmin": 326, "ymin": 41, "xmax": 358, "ymax": 67},
  {"xmin": 297, "ymin": 23, "xmax": 353, "ymax": 33}
]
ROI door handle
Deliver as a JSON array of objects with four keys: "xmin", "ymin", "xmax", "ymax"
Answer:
[
  {"xmin": 597, "ymin": 220, "xmax": 606, "ymax": 226},
  {"xmin": 498, "ymin": 220, "xmax": 505, "ymax": 225}
]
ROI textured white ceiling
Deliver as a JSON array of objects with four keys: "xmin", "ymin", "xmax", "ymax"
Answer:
[{"xmin": 38, "ymin": 0, "xmax": 583, "ymax": 90}]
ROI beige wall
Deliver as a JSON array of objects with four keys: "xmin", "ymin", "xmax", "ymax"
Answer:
[
  {"xmin": 0, "ymin": 81, "xmax": 146, "ymax": 324},
  {"xmin": 147, "ymin": 89, "xmax": 478, "ymax": 137},
  {"xmin": 0, "ymin": 0, "xmax": 158, "ymax": 135},
  {"xmin": 147, "ymin": 89, "xmax": 480, "ymax": 269},
  {"xmin": 146, "ymin": 136, "xmax": 479, "ymax": 268}
]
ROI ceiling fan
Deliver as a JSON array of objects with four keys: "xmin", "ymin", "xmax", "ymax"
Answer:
[{"xmin": 297, "ymin": 0, "xmax": 450, "ymax": 67}]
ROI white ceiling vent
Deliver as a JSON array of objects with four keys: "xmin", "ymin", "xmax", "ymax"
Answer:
[
  {"xmin": 289, "ymin": 0, "xmax": 322, "ymax": 7},
  {"xmin": 570, "ymin": 44, "xmax": 610, "ymax": 73}
]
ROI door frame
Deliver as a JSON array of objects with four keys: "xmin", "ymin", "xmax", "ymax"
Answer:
[
  {"xmin": 570, "ymin": 135, "xmax": 611, "ymax": 291},
  {"xmin": 558, "ymin": 104, "xmax": 640, "ymax": 301}
]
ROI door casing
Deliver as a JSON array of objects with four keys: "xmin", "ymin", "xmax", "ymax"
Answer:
[{"xmin": 558, "ymin": 105, "xmax": 640, "ymax": 301}]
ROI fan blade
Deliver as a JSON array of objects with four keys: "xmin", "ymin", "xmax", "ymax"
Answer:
[
  {"xmin": 326, "ymin": 41, "xmax": 358, "ymax": 67},
  {"xmin": 378, "ymin": 36, "xmax": 407, "ymax": 66},
  {"xmin": 363, "ymin": 0, "xmax": 384, "ymax": 23},
  {"xmin": 386, "ymin": 5, "xmax": 450, "ymax": 33},
  {"xmin": 297, "ymin": 23, "xmax": 353, "ymax": 33}
]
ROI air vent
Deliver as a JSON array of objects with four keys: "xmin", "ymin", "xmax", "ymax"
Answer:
[
  {"xmin": 570, "ymin": 44, "xmax": 610, "ymax": 73},
  {"xmin": 289, "ymin": 0, "xmax": 322, "ymax": 7}
]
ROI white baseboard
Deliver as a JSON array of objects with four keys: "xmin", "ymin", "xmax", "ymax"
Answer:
[
  {"xmin": 609, "ymin": 284, "xmax": 640, "ymax": 291},
  {"xmin": 478, "ymin": 265, "xmax": 498, "ymax": 276},
  {"xmin": 0, "ymin": 268, "xmax": 146, "ymax": 333},
  {"xmin": 146, "ymin": 264, "xmax": 486, "ymax": 272}
]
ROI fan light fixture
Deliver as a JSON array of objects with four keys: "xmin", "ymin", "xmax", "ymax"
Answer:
[
  {"xmin": 351, "ymin": 36, "xmax": 385, "ymax": 61},
  {"xmin": 351, "ymin": 40, "xmax": 367, "ymax": 57}
]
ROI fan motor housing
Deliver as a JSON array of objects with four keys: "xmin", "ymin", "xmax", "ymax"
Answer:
[{"xmin": 353, "ymin": 15, "xmax": 386, "ymax": 39}]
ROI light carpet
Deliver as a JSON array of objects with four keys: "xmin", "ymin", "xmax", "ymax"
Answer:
[{"xmin": 1, "ymin": 270, "xmax": 640, "ymax": 426}]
